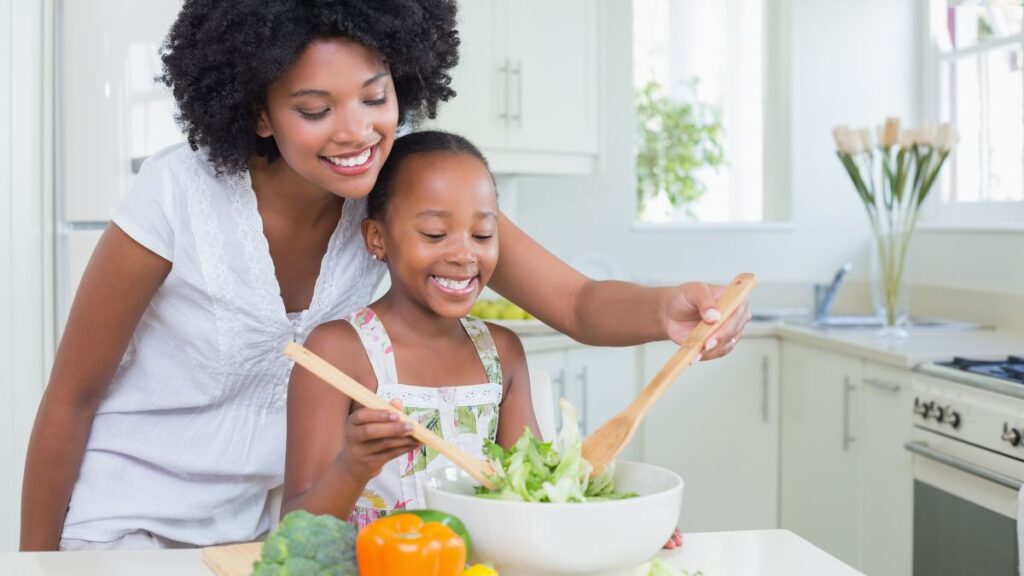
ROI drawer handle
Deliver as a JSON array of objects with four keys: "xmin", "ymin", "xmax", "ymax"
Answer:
[
  {"xmin": 863, "ymin": 377, "xmax": 901, "ymax": 392},
  {"xmin": 842, "ymin": 377, "xmax": 855, "ymax": 451}
]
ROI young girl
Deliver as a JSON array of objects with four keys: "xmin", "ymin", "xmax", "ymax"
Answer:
[
  {"xmin": 22, "ymin": 0, "xmax": 743, "ymax": 551},
  {"xmin": 282, "ymin": 131, "xmax": 539, "ymax": 525},
  {"xmin": 282, "ymin": 130, "xmax": 683, "ymax": 549}
]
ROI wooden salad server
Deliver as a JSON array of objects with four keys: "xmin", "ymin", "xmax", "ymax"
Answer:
[
  {"xmin": 284, "ymin": 342, "xmax": 497, "ymax": 489},
  {"xmin": 581, "ymin": 272, "xmax": 758, "ymax": 476}
]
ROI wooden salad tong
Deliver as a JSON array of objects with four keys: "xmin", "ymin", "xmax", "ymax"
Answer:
[
  {"xmin": 284, "ymin": 342, "xmax": 497, "ymax": 489},
  {"xmin": 581, "ymin": 273, "xmax": 757, "ymax": 476}
]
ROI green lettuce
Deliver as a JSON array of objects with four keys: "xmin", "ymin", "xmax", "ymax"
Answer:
[{"xmin": 474, "ymin": 399, "xmax": 636, "ymax": 502}]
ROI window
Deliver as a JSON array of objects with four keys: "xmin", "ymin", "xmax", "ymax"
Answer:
[
  {"xmin": 923, "ymin": 0, "xmax": 1024, "ymax": 225},
  {"xmin": 632, "ymin": 0, "xmax": 784, "ymax": 224}
]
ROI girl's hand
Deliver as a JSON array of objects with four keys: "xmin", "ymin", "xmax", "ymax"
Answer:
[
  {"xmin": 663, "ymin": 528, "xmax": 684, "ymax": 550},
  {"xmin": 336, "ymin": 399, "xmax": 421, "ymax": 485},
  {"xmin": 665, "ymin": 282, "xmax": 752, "ymax": 360}
]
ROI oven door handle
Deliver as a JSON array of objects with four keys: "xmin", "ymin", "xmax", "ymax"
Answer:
[{"xmin": 904, "ymin": 441, "xmax": 1023, "ymax": 490}]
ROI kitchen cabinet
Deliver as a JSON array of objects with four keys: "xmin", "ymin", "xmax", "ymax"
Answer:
[
  {"xmin": 428, "ymin": 0, "xmax": 599, "ymax": 174},
  {"xmin": 780, "ymin": 342, "xmax": 862, "ymax": 568},
  {"xmin": 58, "ymin": 0, "xmax": 183, "ymax": 335},
  {"xmin": 524, "ymin": 340, "xmax": 639, "ymax": 460},
  {"xmin": 780, "ymin": 342, "xmax": 913, "ymax": 576},
  {"xmin": 61, "ymin": 0, "xmax": 183, "ymax": 222},
  {"xmin": 858, "ymin": 362, "xmax": 913, "ymax": 576},
  {"xmin": 641, "ymin": 337, "xmax": 780, "ymax": 532},
  {"xmin": 525, "ymin": 348, "xmax": 571, "ymax": 429}
]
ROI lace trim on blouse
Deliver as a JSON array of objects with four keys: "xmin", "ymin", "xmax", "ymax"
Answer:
[{"xmin": 184, "ymin": 154, "xmax": 240, "ymax": 364}]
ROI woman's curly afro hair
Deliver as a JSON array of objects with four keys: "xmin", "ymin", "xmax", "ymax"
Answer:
[{"xmin": 160, "ymin": 0, "xmax": 460, "ymax": 174}]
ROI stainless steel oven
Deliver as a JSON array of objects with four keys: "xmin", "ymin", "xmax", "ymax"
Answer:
[{"xmin": 908, "ymin": 361, "xmax": 1024, "ymax": 576}]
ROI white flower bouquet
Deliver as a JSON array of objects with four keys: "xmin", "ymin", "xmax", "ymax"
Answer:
[{"xmin": 831, "ymin": 118, "xmax": 959, "ymax": 335}]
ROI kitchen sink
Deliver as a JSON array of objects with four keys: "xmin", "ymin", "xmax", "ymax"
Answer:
[{"xmin": 787, "ymin": 314, "xmax": 983, "ymax": 332}]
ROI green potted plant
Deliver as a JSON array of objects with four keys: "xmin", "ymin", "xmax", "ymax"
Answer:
[{"xmin": 635, "ymin": 79, "xmax": 726, "ymax": 219}]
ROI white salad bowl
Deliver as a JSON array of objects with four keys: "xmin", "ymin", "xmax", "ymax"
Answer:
[{"xmin": 424, "ymin": 461, "xmax": 683, "ymax": 576}]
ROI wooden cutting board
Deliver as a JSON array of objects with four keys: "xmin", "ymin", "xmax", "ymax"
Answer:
[{"xmin": 201, "ymin": 541, "xmax": 262, "ymax": 576}]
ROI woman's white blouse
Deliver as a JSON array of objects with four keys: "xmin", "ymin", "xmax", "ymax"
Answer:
[{"xmin": 61, "ymin": 143, "xmax": 386, "ymax": 546}]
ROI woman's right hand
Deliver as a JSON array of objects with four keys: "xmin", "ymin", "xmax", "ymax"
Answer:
[{"xmin": 336, "ymin": 399, "xmax": 421, "ymax": 485}]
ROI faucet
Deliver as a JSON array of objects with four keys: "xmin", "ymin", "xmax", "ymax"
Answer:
[{"xmin": 813, "ymin": 262, "xmax": 852, "ymax": 321}]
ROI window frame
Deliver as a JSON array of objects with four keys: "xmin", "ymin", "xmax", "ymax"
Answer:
[
  {"xmin": 918, "ymin": 0, "xmax": 1024, "ymax": 229},
  {"xmin": 629, "ymin": 0, "xmax": 792, "ymax": 226}
]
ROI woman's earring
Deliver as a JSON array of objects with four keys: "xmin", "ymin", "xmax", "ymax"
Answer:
[{"xmin": 371, "ymin": 253, "xmax": 379, "ymax": 260}]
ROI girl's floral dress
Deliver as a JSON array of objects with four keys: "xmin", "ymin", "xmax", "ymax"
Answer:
[{"xmin": 344, "ymin": 307, "xmax": 503, "ymax": 529}]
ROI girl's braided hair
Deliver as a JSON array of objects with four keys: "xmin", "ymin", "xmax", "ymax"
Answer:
[{"xmin": 367, "ymin": 130, "xmax": 493, "ymax": 221}]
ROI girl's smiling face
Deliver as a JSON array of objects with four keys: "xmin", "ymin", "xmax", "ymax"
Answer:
[
  {"xmin": 365, "ymin": 152, "xmax": 499, "ymax": 318},
  {"xmin": 257, "ymin": 37, "xmax": 399, "ymax": 199}
]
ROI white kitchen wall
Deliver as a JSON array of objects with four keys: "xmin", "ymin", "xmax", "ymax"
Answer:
[
  {"xmin": 912, "ymin": 229, "xmax": 1024, "ymax": 331},
  {"xmin": 914, "ymin": 231, "xmax": 1024, "ymax": 293},
  {"xmin": 513, "ymin": 0, "xmax": 919, "ymax": 300},
  {"xmin": 0, "ymin": 0, "xmax": 50, "ymax": 552}
]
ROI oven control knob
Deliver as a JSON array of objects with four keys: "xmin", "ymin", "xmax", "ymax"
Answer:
[
  {"xmin": 1002, "ymin": 423, "xmax": 1022, "ymax": 447},
  {"xmin": 934, "ymin": 405, "xmax": 946, "ymax": 423},
  {"xmin": 946, "ymin": 409, "xmax": 961, "ymax": 429},
  {"xmin": 913, "ymin": 398, "xmax": 930, "ymax": 419}
]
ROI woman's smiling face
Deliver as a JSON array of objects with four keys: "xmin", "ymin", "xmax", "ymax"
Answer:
[
  {"xmin": 367, "ymin": 152, "xmax": 499, "ymax": 319},
  {"xmin": 257, "ymin": 37, "xmax": 399, "ymax": 199}
]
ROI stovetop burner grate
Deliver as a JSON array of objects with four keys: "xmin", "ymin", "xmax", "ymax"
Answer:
[{"xmin": 938, "ymin": 356, "xmax": 1024, "ymax": 384}]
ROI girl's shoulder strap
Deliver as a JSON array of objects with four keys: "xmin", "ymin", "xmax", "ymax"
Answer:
[
  {"xmin": 344, "ymin": 307, "xmax": 398, "ymax": 387},
  {"xmin": 460, "ymin": 317, "xmax": 503, "ymax": 386}
]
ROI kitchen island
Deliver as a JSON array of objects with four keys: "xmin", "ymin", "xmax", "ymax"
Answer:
[{"xmin": 1, "ymin": 529, "xmax": 862, "ymax": 575}]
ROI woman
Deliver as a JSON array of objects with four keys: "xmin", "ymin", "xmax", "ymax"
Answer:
[{"xmin": 21, "ymin": 0, "xmax": 749, "ymax": 551}]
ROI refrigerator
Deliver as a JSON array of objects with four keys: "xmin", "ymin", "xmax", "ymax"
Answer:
[{"xmin": 57, "ymin": 0, "xmax": 184, "ymax": 331}]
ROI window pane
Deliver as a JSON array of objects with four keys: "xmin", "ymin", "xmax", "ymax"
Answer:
[
  {"xmin": 939, "ymin": 43, "xmax": 1024, "ymax": 202},
  {"xmin": 633, "ymin": 0, "xmax": 764, "ymax": 223},
  {"xmin": 943, "ymin": 0, "xmax": 1023, "ymax": 51}
]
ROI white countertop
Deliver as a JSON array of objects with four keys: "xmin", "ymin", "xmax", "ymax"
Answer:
[
  {"xmin": 775, "ymin": 324, "xmax": 1024, "ymax": 368},
  {"xmin": 657, "ymin": 529, "xmax": 863, "ymax": 575},
  {"xmin": 0, "ymin": 530, "xmax": 861, "ymax": 575},
  {"xmin": 512, "ymin": 318, "xmax": 1024, "ymax": 369}
]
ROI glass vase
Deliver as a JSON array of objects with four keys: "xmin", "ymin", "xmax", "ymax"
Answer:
[{"xmin": 870, "ymin": 231, "xmax": 912, "ymax": 341}]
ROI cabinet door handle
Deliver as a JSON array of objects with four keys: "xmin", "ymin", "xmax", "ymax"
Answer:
[
  {"xmin": 509, "ymin": 61, "xmax": 522, "ymax": 126},
  {"xmin": 552, "ymin": 368, "xmax": 566, "ymax": 402},
  {"xmin": 761, "ymin": 356, "xmax": 769, "ymax": 423},
  {"xmin": 576, "ymin": 365, "xmax": 589, "ymax": 432},
  {"xmin": 842, "ymin": 376, "xmax": 856, "ymax": 451},
  {"xmin": 862, "ymin": 377, "xmax": 901, "ymax": 393},
  {"xmin": 551, "ymin": 368, "xmax": 567, "ymax": 428},
  {"xmin": 497, "ymin": 60, "xmax": 509, "ymax": 124}
]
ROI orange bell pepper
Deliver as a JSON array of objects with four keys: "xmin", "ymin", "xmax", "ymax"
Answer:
[{"xmin": 357, "ymin": 513, "xmax": 467, "ymax": 576}]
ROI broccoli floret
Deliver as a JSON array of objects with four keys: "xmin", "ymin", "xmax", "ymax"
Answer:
[
  {"xmin": 251, "ymin": 563, "xmax": 285, "ymax": 576},
  {"xmin": 250, "ymin": 510, "xmax": 359, "ymax": 576}
]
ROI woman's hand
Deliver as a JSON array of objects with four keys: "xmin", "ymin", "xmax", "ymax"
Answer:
[
  {"xmin": 665, "ymin": 282, "xmax": 752, "ymax": 360},
  {"xmin": 336, "ymin": 399, "xmax": 421, "ymax": 485},
  {"xmin": 663, "ymin": 528, "xmax": 684, "ymax": 550}
]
